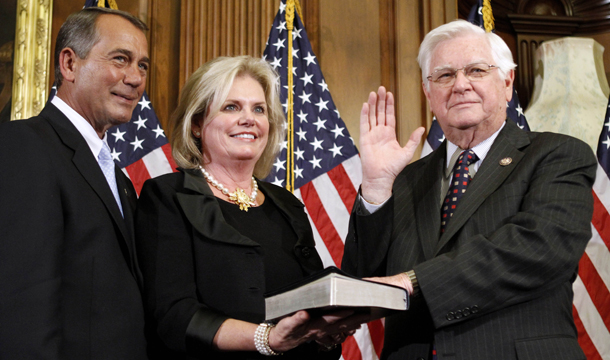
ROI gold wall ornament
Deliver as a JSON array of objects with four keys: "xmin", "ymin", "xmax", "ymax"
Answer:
[{"xmin": 11, "ymin": 0, "xmax": 53, "ymax": 120}]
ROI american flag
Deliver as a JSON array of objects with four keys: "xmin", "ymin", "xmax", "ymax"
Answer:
[
  {"xmin": 421, "ymin": 0, "xmax": 529, "ymax": 158},
  {"xmin": 572, "ymin": 96, "xmax": 610, "ymax": 359},
  {"xmin": 262, "ymin": 1, "xmax": 384, "ymax": 359},
  {"xmin": 81, "ymin": 0, "xmax": 177, "ymax": 194}
]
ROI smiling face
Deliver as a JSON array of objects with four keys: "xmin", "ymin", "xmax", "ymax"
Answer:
[
  {"xmin": 423, "ymin": 34, "xmax": 513, "ymax": 148},
  {"xmin": 194, "ymin": 75, "xmax": 270, "ymax": 169},
  {"xmin": 58, "ymin": 14, "xmax": 149, "ymax": 137}
]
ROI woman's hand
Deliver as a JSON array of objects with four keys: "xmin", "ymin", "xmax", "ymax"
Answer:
[
  {"xmin": 360, "ymin": 86, "xmax": 425, "ymax": 204},
  {"xmin": 267, "ymin": 309, "xmax": 369, "ymax": 353}
]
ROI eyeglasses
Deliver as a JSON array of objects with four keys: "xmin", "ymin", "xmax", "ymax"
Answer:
[{"xmin": 427, "ymin": 63, "xmax": 498, "ymax": 87}]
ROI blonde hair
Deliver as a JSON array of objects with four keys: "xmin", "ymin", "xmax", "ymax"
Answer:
[{"xmin": 170, "ymin": 56, "xmax": 284, "ymax": 178}]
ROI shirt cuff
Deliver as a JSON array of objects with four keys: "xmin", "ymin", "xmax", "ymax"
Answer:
[{"xmin": 359, "ymin": 194, "xmax": 389, "ymax": 214}]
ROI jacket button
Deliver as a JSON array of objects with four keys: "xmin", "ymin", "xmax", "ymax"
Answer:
[
  {"xmin": 472, "ymin": 305, "xmax": 480, "ymax": 313},
  {"xmin": 416, "ymin": 358, "xmax": 425, "ymax": 360},
  {"xmin": 446, "ymin": 312, "xmax": 455, "ymax": 321},
  {"xmin": 455, "ymin": 310, "xmax": 463, "ymax": 319},
  {"xmin": 463, "ymin": 307, "xmax": 471, "ymax": 316},
  {"xmin": 301, "ymin": 247, "xmax": 311, "ymax": 258}
]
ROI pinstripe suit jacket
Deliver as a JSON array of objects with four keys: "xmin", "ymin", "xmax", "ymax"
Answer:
[{"xmin": 342, "ymin": 120, "xmax": 597, "ymax": 360}]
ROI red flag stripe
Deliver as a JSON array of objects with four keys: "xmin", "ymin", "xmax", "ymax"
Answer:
[
  {"xmin": 300, "ymin": 182, "xmax": 345, "ymax": 266},
  {"xmin": 342, "ymin": 335, "xmax": 363, "ymax": 360},
  {"xmin": 366, "ymin": 319, "xmax": 385, "ymax": 358},
  {"xmin": 573, "ymin": 304, "xmax": 603, "ymax": 360},
  {"xmin": 327, "ymin": 164, "xmax": 358, "ymax": 213},
  {"xmin": 591, "ymin": 190, "xmax": 610, "ymax": 250},
  {"xmin": 124, "ymin": 159, "xmax": 151, "ymax": 195},
  {"xmin": 578, "ymin": 253, "xmax": 610, "ymax": 330}
]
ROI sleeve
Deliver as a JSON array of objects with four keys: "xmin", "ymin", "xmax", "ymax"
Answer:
[
  {"xmin": 135, "ymin": 178, "xmax": 228, "ymax": 356},
  {"xmin": 342, "ymin": 193, "xmax": 394, "ymax": 277},
  {"xmin": 0, "ymin": 122, "xmax": 63, "ymax": 358},
  {"xmin": 416, "ymin": 135, "xmax": 597, "ymax": 329}
]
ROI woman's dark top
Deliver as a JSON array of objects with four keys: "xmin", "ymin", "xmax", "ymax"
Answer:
[{"xmin": 136, "ymin": 169, "xmax": 340, "ymax": 360}]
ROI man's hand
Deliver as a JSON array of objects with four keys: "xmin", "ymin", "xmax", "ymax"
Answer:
[{"xmin": 360, "ymin": 86, "xmax": 425, "ymax": 204}]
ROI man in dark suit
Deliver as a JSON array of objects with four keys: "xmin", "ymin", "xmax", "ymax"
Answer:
[
  {"xmin": 342, "ymin": 20, "xmax": 596, "ymax": 360},
  {"xmin": 0, "ymin": 7, "xmax": 149, "ymax": 359}
]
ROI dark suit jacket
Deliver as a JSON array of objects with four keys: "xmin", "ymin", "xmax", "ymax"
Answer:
[
  {"xmin": 135, "ymin": 168, "xmax": 340, "ymax": 360},
  {"xmin": 342, "ymin": 120, "xmax": 597, "ymax": 360},
  {"xmin": 0, "ymin": 104, "xmax": 147, "ymax": 359}
]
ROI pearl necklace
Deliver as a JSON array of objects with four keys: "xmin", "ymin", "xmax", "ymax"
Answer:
[{"xmin": 199, "ymin": 166, "xmax": 258, "ymax": 212}]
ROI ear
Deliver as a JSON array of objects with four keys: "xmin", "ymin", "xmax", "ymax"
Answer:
[
  {"xmin": 191, "ymin": 113, "xmax": 204, "ymax": 136},
  {"xmin": 505, "ymin": 69, "xmax": 515, "ymax": 102},
  {"xmin": 422, "ymin": 81, "xmax": 433, "ymax": 111},
  {"xmin": 58, "ymin": 48, "xmax": 79, "ymax": 83}
]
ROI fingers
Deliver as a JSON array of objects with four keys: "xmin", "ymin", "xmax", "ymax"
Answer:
[
  {"xmin": 403, "ymin": 127, "xmax": 426, "ymax": 156},
  {"xmin": 367, "ymin": 91, "xmax": 377, "ymax": 129},
  {"xmin": 376, "ymin": 86, "xmax": 387, "ymax": 126}
]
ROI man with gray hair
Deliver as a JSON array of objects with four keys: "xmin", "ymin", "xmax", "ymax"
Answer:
[
  {"xmin": 0, "ymin": 7, "xmax": 149, "ymax": 359},
  {"xmin": 343, "ymin": 20, "xmax": 595, "ymax": 359}
]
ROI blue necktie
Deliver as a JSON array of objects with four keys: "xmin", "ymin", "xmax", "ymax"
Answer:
[{"xmin": 98, "ymin": 143, "xmax": 123, "ymax": 217}]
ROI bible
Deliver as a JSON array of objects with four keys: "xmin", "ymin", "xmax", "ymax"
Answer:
[{"xmin": 265, "ymin": 266, "xmax": 408, "ymax": 321}]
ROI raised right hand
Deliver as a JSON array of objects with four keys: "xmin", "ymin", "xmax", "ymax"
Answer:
[{"xmin": 360, "ymin": 86, "xmax": 425, "ymax": 204}]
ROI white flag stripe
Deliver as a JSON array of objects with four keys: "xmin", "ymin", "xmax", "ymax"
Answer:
[
  {"xmin": 295, "ymin": 188, "xmax": 337, "ymax": 267},
  {"xmin": 594, "ymin": 165, "xmax": 610, "ymax": 214},
  {"xmin": 311, "ymin": 174, "xmax": 351, "ymax": 242},
  {"xmin": 421, "ymin": 140, "xmax": 434, "ymax": 158},
  {"xmin": 573, "ymin": 275, "xmax": 610, "ymax": 356},
  {"xmin": 141, "ymin": 147, "xmax": 174, "ymax": 178},
  {"xmin": 352, "ymin": 324, "xmax": 380, "ymax": 360},
  {"xmin": 342, "ymin": 155, "xmax": 363, "ymax": 191},
  {"xmin": 121, "ymin": 167, "xmax": 130, "ymax": 179},
  {"xmin": 586, "ymin": 225, "xmax": 610, "ymax": 290}
]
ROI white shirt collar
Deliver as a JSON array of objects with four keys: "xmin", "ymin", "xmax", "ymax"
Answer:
[
  {"xmin": 445, "ymin": 121, "xmax": 506, "ymax": 171},
  {"xmin": 51, "ymin": 96, "xmax": 109, "ymax": 158}
]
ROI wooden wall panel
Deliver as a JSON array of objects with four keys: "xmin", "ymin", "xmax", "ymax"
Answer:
[{"xmin": 179, "ymin": 0, "xmax": 280, "ymax": 86}]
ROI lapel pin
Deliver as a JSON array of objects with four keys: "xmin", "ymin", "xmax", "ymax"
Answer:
[{"xmin": 499, "ymin": 157, "xmax": 512, "ymax": 166}]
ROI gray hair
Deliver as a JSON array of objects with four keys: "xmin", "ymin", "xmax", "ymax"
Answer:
[
  {"xmin": 418, "ymin": 20, "xmax": 516, "ymax": 90},
  {"xmin": 170, "ymin": 55, "xmax": 285, "ymax": 179},
  {"xmin": 54, "ymin": 7, "xmax": 148, "ymax": 87}
]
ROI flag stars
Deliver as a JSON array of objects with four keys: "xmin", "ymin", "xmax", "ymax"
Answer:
[
  {"xmin": 299, "ymin": 91, "xmax": 312, "ymax": 104},
  {"xmin": 309, "ymin": 156, "xmax": 322, "ymax": 169},
  {"xmin": 152, "ymin": 124, "xmax": 166, "ymax": 138},
  {"xmin": 304, "ymin": 52, "xmax": 316, "ymax": 66},
  {"xmin": 294, "ymin": 147, "xmax": 305, "ymax": 160},
  {"xmin": 318, "ymin": 79, "xmax": 329, "ymax": 92},
  {"xmin": 516, "ymin": 104, "xmax": 524, "ymax": 117},
  {"xmin": 330, "ymin": 124, "xmax": 345, "ymax": 138},
  {"xmin": 280, "ymin": 140, "xmax": 288, "ymax": 151},
  {"xmin": 296, "ymin": 128, "xmax": 308, "ymax": 141},
  {"xmin": 134, "ymin": 115, "xmax": 148, "ymax": 130},
  {"xmin": 315, "ymin": 98, "xmax": 329, "ymax": 112},
  {"xmin": 301, "ymin": 72, "xmax": 313, "ymax": 87},
  {"xmin": 273, "ymin": 38, "xmax": 286, "ymax": 51},
  {"xmin": 294, "ymin": 165, "xmax": 304, "ymax": 179},
  {"xmin": 292, "ymin": 27, "xmax": 302, "ymax": 40},
  {"xmin": 279, "ymin": 2, "xmax": 286, "ymax": 13},
  {"xmin": 334, "ymin": 109, "xmax": 341, "ymax": 118},
  {"xmin": 603, "ymin": 135, "xmax": 610, "ymax": 150},
  {"xmin": 273, "ymin": 158, "xmax": 286, "ymax": 172},
  {"xmin": 310, "ymin": 137, "xmax": 324, "ymax": 151},
  {"xmin": 292, "ymin": 48, "xmax": 299, "ymax": 58},
  {"xmin": 138, "ymin": 97, "xmax": 151, "ymax": 110},
  {"xmin": 110, "ymin": 147, "xmax": 122, "ymax": 161},
  {"xmin": 272, "ymin": 176, "xmax": 284, "ymax": 187},
  {"xmin": 604, "ymin": 118, "xmax": 610, "ymax": 131},
  {"xmin": 314, "ymin": 117, "xmax": 327, "ymax": 131},
  {"xmin": 329, "ymin": 143, "xmax": 343, "ymax": 158},
  {"xmin": 130, "ymin": 136, "xmax": 145, "ymax": 151},
  {"xmin": 276, "ymin": 21, "xmax": 286, "ymax": 34},
  {"xmin": 297, "ymin": 110, "xmax": 308, "ymax": 123},
  {"xmin": 270, "ymin": 57, "xmax": 282, "ymax": 69},
  {"xmin": 111, "ymin": 128, "xmax": 126, "ymax": 142}
]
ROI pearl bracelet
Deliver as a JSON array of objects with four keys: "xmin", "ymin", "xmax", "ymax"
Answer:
[{"xmin": 254, "ymin": 322, "xmax": 282, "ymax": 356}]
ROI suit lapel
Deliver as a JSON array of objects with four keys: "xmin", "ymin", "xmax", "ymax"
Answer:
[
  {"xmin": 43, "ymin": 105, "xmax": 131, "ymax": 239},
  {"xmin": 415, "ymin": 142, "xmax": 446, "ymax": 260},
  {"xmin": 435, "ymin": 120, "xmax": 530, "ymax": 254}
]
